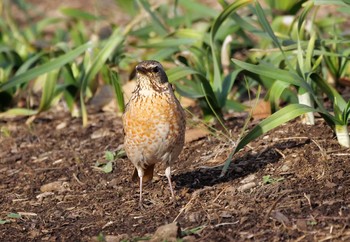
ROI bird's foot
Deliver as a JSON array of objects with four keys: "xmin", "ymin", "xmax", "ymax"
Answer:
[
  {"xmin": 169, "ymin": 195, "xmax": 179, "ymax": 208},
  {"xmin": 138, "ymin": 201, "xmax": 146, "ymax": 210}
]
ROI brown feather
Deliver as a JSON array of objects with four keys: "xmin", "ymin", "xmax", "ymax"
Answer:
[{"xmin": 131, "ymin": 164, "xmax": 155, "ymax": 183}]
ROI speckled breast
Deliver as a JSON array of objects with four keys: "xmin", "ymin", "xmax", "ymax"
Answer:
[{"xmin": 122, "ymin": 92, "xmax": 185, "ymax": 167}]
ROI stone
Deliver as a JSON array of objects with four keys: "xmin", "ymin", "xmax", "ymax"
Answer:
[
  {"xmin": 150, "ymin": 223, "xmax": 181, "ymax": 242},
  {"xmin": 238, "ymin": 182, "xmax": 257, "ymax": 192}
]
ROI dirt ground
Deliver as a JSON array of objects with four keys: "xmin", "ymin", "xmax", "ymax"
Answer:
[
  {"xmin": 1, "ymin": 104, "xmax": 350, "ymax": 241},
  {"xmin": 2, "ymin": 1, "xmax": 350, "ymax": 241}
]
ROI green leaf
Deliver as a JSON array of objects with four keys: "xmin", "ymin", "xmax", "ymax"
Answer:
[
  {"xmin": 264, "ymin": 0, "xmax": 301, "ymax": 11},
  {"xmin": 313, "ymin": 0, "xmax": 349, "ymax": 6},
  {"xmin": 178, "ymin": 0, "xmax": 219, "ymax": 18},
  {"xmin": 176, "ymin": 28, "xmax": 208, "ymax": 41},
  {"xmin": 102, "ymin": 161, "xmax": 113, "ymax": 173},
  {"xmin": 0, "ymin": 108, "xmax": 38, "ymax": 118},
  {"xmin": 225, "ymin": 99, "xmax": 247, "ymax": 112},
  {"xmin": 297, "ymin": 1, "xmax": 314, "ymax": 32},
  {"xmin": 80, "ymin": 28, "xmax": 124, "ymax": 126},
  {"xmin": 232, "ymin": 59, "xmax": 308, "ymax": 89},
  {"xmin": 221, "ymin": 104, "xmax": 318, "ymax": 176},
  {"xmin": 232, "ymin": 59, "xmax": 327, "ymax": 114},
  {"xmin": 254, "ymin": 0, "xmax": 282, "ymax": 50},
  {"xmin": 0, "ymin": 42, "xmax": 91, "ymax": 91},
  {"xmin": 263, "ymin": 175, "xmax": 272, "ymax": 184},
  {"xmin": 35, "ymin": 17, "xmax": 63, "ymax": 34},
  {"xmin": 7, "ymin": 213, "xmax": 21, "ymax": 219},
  {"xmin": 15, "ymin": 53, "xmax": 45, "ymax": 76},
  {"xmin": 342, "ymin": 100, "xmax": 350, "ymax": 123},
  {"xmin": 254, "ymin": 0, "xmax": 293, "ymax": 70},
  {"xmin": 218, "ymin": 69, "xmax": 241, "ymax": 107},
  {"xmin": 81, "ymin": 29, "xmax": 123, "ymax": 92},
  {"xmin": 115, "ymin": 149, "xmax": 126, "ymax": 158},
  {"xmin": 231, "ymin": 12, "xmax": 260, "ymax": 33},
  {"xmin": 139, "ymin": 38, "xmax": 196, "ymax": 48},
  {"xmin": 267, "ymin": 80, "xmax": 291, "ymax": 110},
  {"xmin": 0, "ymin": 220, "xmax": 10, "ymax": 225},
  {"xmin": 60, "ymin": 8, "xmax": 100, "ymax": 20},
  {"xmin": 181, "ymin": 225, "xmax": 205, "ymax": 236},
  {"xmin": 138, "ymin": 0, "xmax": 168, "ymax": 36},
  {"xmin": 211, "ymin": 0, "xmax": 253, "ymax": 41},
  {"xmin": 115, "ymin": 0, "xmax": 139, "ymax": 16},
  {"xmin": 210, "ymin": 0, "xmax": 252, "ymax": 93},
  {"xmin": 175, "ymin": 81, "xmax": 205, "ymax": 99},
  {"xmin": 172, "ymin": 67, "xmax": 222, "ymax": 115},
  {"xmin": 38, "ymin": 70, "xmax": 59, "ymax": 112},
  {"xmin": 263, "ymin": 175, "xmax": 284, "ymax": 184},
  {"xmin": 147, "ymin": 48, "xmax": 178, "ymax": 61},
  {"xmin": 109, "ymin": 69, "xmax": 125, "ymax": 113},
  {"xmin": 167, "ymin": 66, "xmax": 200, "ymax": 83},
  {"xmin": 105, "ymin": 151, "xmax": 115, "ymax": 161},
  {"xmin": 309, "ymin": 73, "xmax": 346, "ymax": 111}
]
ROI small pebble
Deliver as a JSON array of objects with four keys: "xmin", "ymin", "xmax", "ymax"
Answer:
[
  {"xmin": 150, "ymin": 223, "xmax": 180, "ymax": 242},
  {"xmin": 238, "ymin": 182, "xmax": 257, "ymax": 192},
  {"xmin": 40, "ymin": 181, "xmax": 66, "ymax": 192},
  {"xmin": 240, "ymin": 174, "xmax": 256, "ymax": 184}
]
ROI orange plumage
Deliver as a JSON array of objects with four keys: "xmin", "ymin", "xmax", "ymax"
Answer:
[{"xmin": 122, "ymin": 60, "xmax": 186, "ymax": 207}]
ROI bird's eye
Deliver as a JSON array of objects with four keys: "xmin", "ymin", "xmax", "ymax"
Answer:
[{"xmin": 152, "ymin": 66, "xmax": 159, "ymax": 73}]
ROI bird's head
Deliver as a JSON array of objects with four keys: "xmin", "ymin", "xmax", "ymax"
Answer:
[{"xmin": 135, "ymin": 60, "xmax": 170, "ymax": 93}]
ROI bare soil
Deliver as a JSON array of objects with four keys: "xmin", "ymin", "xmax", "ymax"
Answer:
[
  {"xmin": 2, "ymin": 1, "xmax": 350, "ymax": 241},
  {"xmin": 1, "ymin": 107, "xmax": 350, "ymax": 241}
]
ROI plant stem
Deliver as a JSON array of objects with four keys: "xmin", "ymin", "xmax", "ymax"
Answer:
[
  {"xmin": 335, "ymin": 124, "xmax": 350, "ymax": 148},
  {"xmin": 298, "ymin": 92, "xmax": 314, "ymax": 125}
]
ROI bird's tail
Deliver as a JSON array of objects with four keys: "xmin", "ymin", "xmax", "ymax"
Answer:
[{"xmin": 132, "ymin": 164, "xmax": 155, "ymax": 183}]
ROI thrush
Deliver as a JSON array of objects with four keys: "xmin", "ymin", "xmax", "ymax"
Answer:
[{"xmin": 122, "ymin": 60, "xmax": 186, "ymax": 207}]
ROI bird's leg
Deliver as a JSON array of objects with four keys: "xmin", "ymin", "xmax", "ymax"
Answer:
[
  {"xmin": 137, "ymin": 168, "xmax": 145, "ymax": 209},
  {"xmin": 165, "ymin": 166, "xmax": 176, "ymax": 202},
  {"xmin": 139, "ymin": 175, "xmax": 143, "ymax": 208}
]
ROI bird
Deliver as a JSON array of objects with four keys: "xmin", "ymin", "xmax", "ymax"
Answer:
[{"xmin": 122, "ymin": 60, "xmax": 186, "ymax": 207}]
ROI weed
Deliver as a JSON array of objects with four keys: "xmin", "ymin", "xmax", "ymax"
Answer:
[{"xmin": 263, "ymin": 175, "xmax": 284, "ymax": 184}]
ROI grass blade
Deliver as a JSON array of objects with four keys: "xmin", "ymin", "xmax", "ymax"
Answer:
[
  {"xmin": 109, "ymin": 69, "xmax": 125, "ymax": 113},
  {"xmin": 60, "ymin": 8, "xmax": 100, "ymax": 20},
  {"xmin": 38, "ymin": 70, "xmax": 59, "ymax": 112},
  {"xmin": 254, "ymin": 0, "xmax": 294, "ymax": 70},
  {"xmin": 138, "ymin": 0, "xmax": 168, "ymax": 36},
  {"xmin": 254, "ymin": 0, "xmax": 282, "ymax": 50},
  {"xmin": 232, "ymin": 59, "xmax": 308, "ymax": 90},
  {"xmin": 218, "ymin": 69, "xmax": 241, "ymax": 107},
  {"xmin": 221, "ymin": 103, "xmax": 318, "ymax": 176},
  {"xmin": 80, "ymin": 28, "xmax": 123, "ymax": 126},
  {"xmin": 0, "ymin": 42, "xmax": 91, "ymax": 91},
  {"xmin": 81, "ymin": 29, "xmax": 123, "ymax": 92},
  {"xmin": 167, "ymin": 66, "xmax": 200, "ymax": 83},
  {"xmin": 167, "ymin": 66, "xmax": 222, "ymax": 115},
  {"xmin": 0, "ymin": 108, "xmax": 38, "ymax": 118},
  {"xmin": 138, "ymin": 38, "xmax": 196, "ymax": 48},
  {"xmin": 210, "ymin": 0, "xmax": 252, "ymax": 93},
  {"xmin": 178, "ymin": 0, "xmax": 219, "ymax": 18},
  {"xmin": 267, "ymin": 80, "xmax": 292, "ymax": 110},
  {"xmin": 15, "ymin": 53, "xmax": 45, "ymax": 76},
  {"xmin": 313, "ymin": 0, "xmax": 349, "ymax": 6}
]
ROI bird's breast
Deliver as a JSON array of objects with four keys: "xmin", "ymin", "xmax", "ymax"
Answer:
[{"xmin": 122, "ymin": 92, "xmax": 185, "ymax": 165}]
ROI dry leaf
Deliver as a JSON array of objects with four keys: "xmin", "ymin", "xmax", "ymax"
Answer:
[
  {"xmin": 185, "ymin": 127, "xmax": 209, "ymax": 143},
  {"xmin": 270, "ymin": 210, "xmax": 291, "ymax": 227},
  {"xmin": 250, "ymin": 100, "xmax": 271, "ymax": 120}
]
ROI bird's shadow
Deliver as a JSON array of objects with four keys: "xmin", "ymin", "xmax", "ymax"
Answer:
[{"xmin": 173, "ymin": 139, "xmax": 310, "ymax": 191}]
